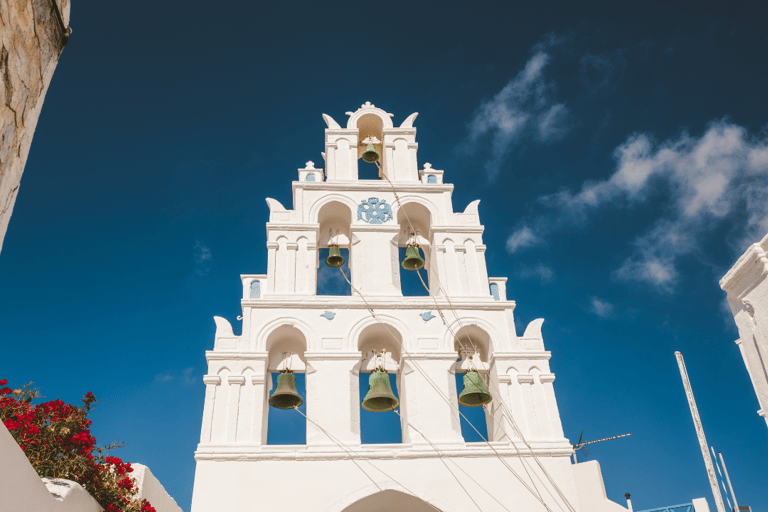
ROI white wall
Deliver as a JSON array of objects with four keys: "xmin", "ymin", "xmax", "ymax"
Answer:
[{"xmin": 1, "ymin": 422, "xmax": 182, "ymax": 512}]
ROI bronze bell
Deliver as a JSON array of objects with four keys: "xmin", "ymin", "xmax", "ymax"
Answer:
[
  {"xmin": 401, "ymin": 244, "xmax": 425, "ymax": 271},
  {"xmin": 361, "ymin": 368, "xmax": 399, "ymax": 412},
  {"xmin": 326, "ymin": 245, "xmax": 345, "ymax": 267},
  {"xmin": 269, "ymin": 371, "xmax": 304, "ymax": 409},
  {"xmin": 457, "ymin": 370, "xmax": 492, "ymax": 407},
  {"xmin": 361, "ymin": 144, "xmax": 380, "ymax": 163}
]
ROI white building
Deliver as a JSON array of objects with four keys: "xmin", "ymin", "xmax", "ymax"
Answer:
[
  {"xmin": 190, "ymin": 102, "xmax": 630, "ymax": 511},
  {"xmin": 720, "ymin": 232, "xmax": 768, "ymax": 429}
]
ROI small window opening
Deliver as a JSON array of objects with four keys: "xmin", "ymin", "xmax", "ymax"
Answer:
[
  {"xmin": 266, "ymin": 372, "xmax": 307, "ymax": 445},
  {"xmin": 427, "ymin": 175, "xmax": 437, "ymax": 184},
  {"xmin": 399, "ymin": 246, "xmax": 430, "ymax": 296},
  {"xmin": 250, "ymin": 280, "xmax": 261, "ymax": 298},
  {"xmin": 317, "ymin": 247, "xmax": 351, "ymax": 296},
  {"xmin": 455, "ymin": 370, "xmax": 489, "ymax": 442},
  {"xmin": 305, "ymin": 173, "xmax": 316, "ymax": 182},
  {"xmin": 490, "ymin": 283, "xmax": 499, "ymax": 301},
  {"xmin": 360, "ymin": 371, "xmax": 402, "ymax": 444}
]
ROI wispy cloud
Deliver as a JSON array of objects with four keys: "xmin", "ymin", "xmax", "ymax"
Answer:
[
  {"xmin": 463, "ymin": 40, "xmax": 570, "ymax": 181},
  {"xmin": 154, "ymin": 367, "xmax": 197, "ymax": 386},
  {"xmin": 511, "ymin": 119, "xmax": 768, "ymax": 291},
  {"xmin": 507, "ymin": 225, "xmax": 544, "ymax": 253},
  {"xmin": 154, "ymin": 371, "xmax": 174, "ymax": 383},
  {"xmin": 589, "ymin": 296, "xmax": 615, "ymax": 318},
  {"xmin": 193, "ymin": 240, "xmax": 212, "ymax": 276},
  {"xmin": 518, "ymin": 262, "xmax": 555, "ymax": 284}
]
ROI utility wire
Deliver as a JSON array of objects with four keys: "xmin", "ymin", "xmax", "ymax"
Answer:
[
  {"xmin": 293, "ymin": 406, "xmax": 444, "ymax": 512},
  {"xmin": 336, "ymin": 266, "xmax": 556, "ymax": 512}
]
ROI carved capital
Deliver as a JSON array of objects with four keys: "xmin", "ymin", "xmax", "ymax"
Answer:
[
  {"xmin": 203, "ymin": 375, "xmax": 221, "ymax": 386},
  {"xmin": 266, "ymin": 242, "xmax": 279, "ymax": 250},
  {"xmin": 251, "ymin": 375, "xmax": 266, "ymax": 385},
  {"xmin": 539, "ymin": 374, "xmax": 556, "ymax": 383},
  {"xmin": 286, "ymin": 242, "xmax": 299, "ymax": 250},
  {"xmin": 228, "ymin": 375, "xmax": 246, "ymax": 385},
  {"xmin": 518, "ymin": 375, "xmax": 534, "ymax": 384}
]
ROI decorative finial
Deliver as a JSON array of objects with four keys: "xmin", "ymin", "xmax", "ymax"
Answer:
[
  {"xmin": 305, "ymin": 161, "xmax": 315, "ymax": 169},
  {"xmin": 423, "ymin": 163, "xmax": 433, "ymax": 170}
]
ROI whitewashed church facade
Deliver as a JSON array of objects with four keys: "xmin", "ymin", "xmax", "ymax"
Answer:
[{"xmin": 189, "ymin": 102, "xmax": 628, "ymax": 512}]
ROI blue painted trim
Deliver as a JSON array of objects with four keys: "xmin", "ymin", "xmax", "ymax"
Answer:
[
  {"xmin": 320, "ymin": 311, "xmax": 335, "ymax": 321},
  {"xmin": 420, "ymin": 311, "xmax": 436, "ymax": 322},
  {"xmin": 636, "ymin": 503, "xmax": 693, "ymax": 512}
]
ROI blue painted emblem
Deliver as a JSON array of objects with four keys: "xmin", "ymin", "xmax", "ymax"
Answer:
[
  {"xmin": 357, "ymin": 197, "xmax": 392, "ymax": 224},
  {"xmin": 320, "ymin": 311, "xmax": 336, "ymax": 321},
  {"xmin": 420, "ymin": 311, "xmax": 436, "ymax": 322}
]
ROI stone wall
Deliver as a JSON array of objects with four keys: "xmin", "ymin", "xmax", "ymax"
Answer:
[{"xmin": 0, "ymin": 0, "xmax": 71, "ymax": 254}]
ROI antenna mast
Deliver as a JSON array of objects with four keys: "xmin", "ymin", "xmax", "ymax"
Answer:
[{"xmin": 675, "ymin": 351, "xmax": 726, "ymax": 512}]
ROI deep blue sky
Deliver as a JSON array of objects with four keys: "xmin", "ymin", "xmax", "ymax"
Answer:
[{"xmin": 2, "ymin": 1, "xmax": 768, "ymax": 511}]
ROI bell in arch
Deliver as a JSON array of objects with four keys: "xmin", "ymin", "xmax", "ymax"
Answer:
[
  {"xmin": 361, "ymin": 368, "xmax": 399, "ymax": 412},
  {"xmin": 401, "ymin": 244, "xmax": 425, "ymax": 271},
  {"xmin": 268, "ymin": 371, "xmax": 304, "ymax": 409},
  {"xmin": 326, "ymin": 245, "xmax": 345, "ymax": 268},
  {"xmin": 360, "ymin": 135, "xmax": 381, "ymax": 164},
  {"xmin": 458, "ymin": 370, "xmax": 492, "ymax": 407}
]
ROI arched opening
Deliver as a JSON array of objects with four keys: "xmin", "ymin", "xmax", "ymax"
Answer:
[
  {"xmin": 356, "ymin": 113, "xmax": 384, "ymax": 180},
  {"xmin": 453, "ymin": 325, "xmax": 492, "ymax": 443},
  {"xmin": 341, "ymin": 490, "xmax": 443, "ymax": 512},
  {"xmin": 397, "ymin": 202, "xmax": 432, "ymax": 296},
  {"xmin": 357, "ymin": 323, "xmax": 402, "ymax": 444},
  {"xmin": 317, "ymin": 201, "xmax": 352, "ymax": 296},
  {"xmin": 266, "ymin": 325, "xmax": 307, "ymax": 445}
]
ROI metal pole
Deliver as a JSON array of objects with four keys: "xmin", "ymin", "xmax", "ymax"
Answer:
[
  {"xmin": 711, "ymin": 446, "xmax": 733, "ymax": 511},
  {"xmin": 718, "ymin": 451, "xmax": 739, "ymax": 511},
  {"xmin": 675, "ymin": 351, "xmax": 726, "ymax": 512}
]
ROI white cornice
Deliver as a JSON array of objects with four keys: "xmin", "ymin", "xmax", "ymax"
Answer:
[
  {"xmin": 194, "ymin": 440, "xmax": 574, "ymax": 461},
  {"xmin": 720, "ymin": 234, "xmax": 768, "ymax": 294},
  {"xmin": 293, "ymin": 181, "xmax": 454, "ymax": 193},
  {"xmin": 243, "ymin": 297, "xmax": 515, "ymax": 310}
]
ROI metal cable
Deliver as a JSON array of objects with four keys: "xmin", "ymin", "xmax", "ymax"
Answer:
[
  {"xmin": 292, "ymin": 406, "xmax": 444, "ymax": 512},
  {"xmin": 336, "ymin": 266, "xmax": 555, "ymax": 511}
]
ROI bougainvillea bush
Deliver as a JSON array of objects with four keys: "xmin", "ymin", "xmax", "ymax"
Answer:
[{"xmin": 0, "ymin": 379, "xmax": 155, "ymax": 512}]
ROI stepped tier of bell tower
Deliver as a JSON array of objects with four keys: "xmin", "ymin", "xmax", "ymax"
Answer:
[{"xmin": 190, "ymin": 103, "xmax": 629, "ymax": 512}]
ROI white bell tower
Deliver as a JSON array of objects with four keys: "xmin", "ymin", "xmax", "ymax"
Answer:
[{"xmin": 190, "ymin": 103, "xmax": 629, "ymax": 512}]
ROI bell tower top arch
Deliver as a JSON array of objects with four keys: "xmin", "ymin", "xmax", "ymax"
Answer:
[{"xmin": 323, "ymin": 102, "xmax": 420, "ymax": 182}]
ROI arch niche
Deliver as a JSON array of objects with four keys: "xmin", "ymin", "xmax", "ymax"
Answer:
[{"xmin": 341, "ymin": 490, "xmax": 445, "ymax": 512}]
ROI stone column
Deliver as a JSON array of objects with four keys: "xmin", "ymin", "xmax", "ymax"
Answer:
[
  {"xmin": 518, "ymin": 374, "xmax": 539, "ymax": 439},
  {"xmin": 285, "ymin": 242, "xmax": 298, "ymax": 293},
  {"xmin": 532, "ymin": 373, "xmax": 554, "ymax": 439},
  {"xmin": 304, "ymin": 352, "xmax": 362, "ymax": 446},
  {"xmin": 266, "ymin": 241, "xmax": 278, "ymax": 294},
  {"xmin": 400, "ymin": 354, "xmax": 464, "ymax": 445},
  {"xmin": 200, "ymin": 375, "xmax": 221, "ymax": 443},
  {"xmin": 454, "ymin": 244, "xmax": 469, "ymax": 295},
  {"xmin": 540, "ymin": 373, "xmax": 565, "ymax": 438},
  {"xmin": 226, "ymin": 375, "xmax": 245, "ymax": 442}
]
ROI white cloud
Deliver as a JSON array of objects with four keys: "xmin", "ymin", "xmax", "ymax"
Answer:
[
  {"xmin": 518, "ymin": 262, "xmax": 555, "ymax": 284},
  {"xmin": 589, "ymin": 296, "xmax": 615, "ymax": 318},
  {"xmin": 507, "ymin": 225, "xmax": 544, "ymax": 253},
  {"xmin": 464, "ymin": 47, "xmax": 570, "ymax": 181},
  {"xmin": 525, "ymin": 119, "xmax": 768, "ymax": 290},
  {"xmin": 154, "ymin": 371, "xmax": 174, "ymax": 383},
  {"xmin": 194, "ymin": 240, "xmax": 212, "ymax": 276}
]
